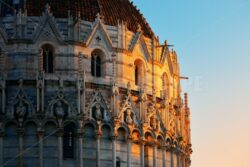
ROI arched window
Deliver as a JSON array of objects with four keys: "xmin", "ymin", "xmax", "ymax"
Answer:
[
  {"xmin": 135, "ymin": 65, "xmax": 139, "ymax": 85},
  {"xmin": 91, "ymin": 50, "xmax": 103, "ymax": 77},
  {"xmin": 42, "ymin": 44, "xmax": 54, "ymax": 73},
  {"xmin": 134, "ymin": 59, "xmax": 145, "ymax": 86},
  {"xmin": 63, "ymin": 123, "xmax": 75, "ymax": 159}
]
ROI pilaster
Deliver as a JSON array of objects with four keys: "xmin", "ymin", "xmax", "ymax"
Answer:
[
  {"xmin": 57, "ymin": 128, "xmax": 63, "ymax": 167},
  {"xmin": 153, "ymin": 141, "xmax": 157, "ymax": 167},
  {"xmin": 17, "ymin": 128, "xmax": 24, "ymax": 167},
  {"xmin": 37, "ymin": 130, "xmax": 44, "ymax": 167},
  {"xmin": 96, "ymin": 128, "xmax": 101, "ymax": 167},
  {"xmin": 0, "ymin": 131, "xmax": 4, "ymax": 166},
  {"xmin": 140, "ymin": 140, "xmax": 145, "ymax": 167},
  {"xmin": 127, "ymin": 135, "xmax": 132, "ymax": 167},
  {"xmin": 77, "ymin": 129, "xmax": 84, "ymax": 167},
  {"xmin": 162, "ymin": 145, "xmax": 166, "ymax": 167}
]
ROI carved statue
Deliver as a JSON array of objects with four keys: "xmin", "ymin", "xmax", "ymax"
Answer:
[
  {"xmin": 125, "ymin": 108, "xmax": 133, "ymax": 124},
  {"xmin": 94, "ymin": 103, "xmax": 102, "ymax": 120},
  {"xmin": 16, "ymin": 101, "xmax": 26, "ymax": 118},
  {"xmin": 55, "ymin": 101, "xmax": 65, "ymax": 117},
  {"xmin": 150, "ymin": 115, "xmax": 158, "ymax": 130},
  {"xmin": 169, "ymin": 117, "xmax": 176, "ymax": 135}
]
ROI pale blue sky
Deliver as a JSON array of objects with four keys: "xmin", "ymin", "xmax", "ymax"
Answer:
[{"xmin": 132, "ymin": 0, "xmax": 250, "ymax": 166}]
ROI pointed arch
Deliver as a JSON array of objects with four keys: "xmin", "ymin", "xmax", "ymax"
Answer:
[
  {"xmin": 91, "ymin": 49, "xmax": 105, "ymax": 77},
  {"xmin": 41, "ymin": 44, "xmax": 54, "ymax": 73},
  {"xmin": 134, "ymin": 59, "xmax": 145, "ymax": 87}
]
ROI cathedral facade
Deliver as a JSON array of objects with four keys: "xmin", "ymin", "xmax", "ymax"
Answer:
[{"xmin": 0, "ymin": 0, "xmax": 192, "ymax": 167}]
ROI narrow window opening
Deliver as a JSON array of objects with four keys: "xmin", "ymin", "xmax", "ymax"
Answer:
[
  {"xmin": 63, "ymin": 124, "xmax": 75, "ymax": 159},
  {"xmin": 135, "ymin": 65, "xmax": 139, "ymax": 86},
  {"xmin": 91, "ymin": 51, "xmax": 103, "ymax": 77},
  {"xmin": 42, "ymin": 45, "xmax": 54, "ymax": 73}
]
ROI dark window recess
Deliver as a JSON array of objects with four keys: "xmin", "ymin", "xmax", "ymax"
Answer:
[
  {"xmin": 96, "ymin": 56, "xmax": 101, "ymax": 77},
  {"xmin": 42, "ymin": 46, "xmax": 54, "ymax": 73},
  {"xmin": 63, "ymin": 124, "xmax": 74, "ymax": 159},
  {"xmin": 91, "ymin": 55, "xmax": 95, "ymax": 76},
  {"xmin": 135, "ymin": 65, "xmax": 139, "ymax": 85},
  {"xmin": 91, "ymin": 54, "xmax": 101, "ymax": 77}
]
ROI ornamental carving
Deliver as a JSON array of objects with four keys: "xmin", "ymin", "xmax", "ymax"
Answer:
[
  {"xmin": 48, "ymin": 90, "xmax": 76, "ymax": 118},
  {"xmin": 6, "ymin": 83, "xmax": 35, "ymax": 122},
  {"xmin": 119, "ymin": 88, "xmax": 140, "ymax": 126},
  {"xmin": 88, "ymin": 91, "xmax": 111, "ymax": 121},
  {"xmin": 147, "ymin": 103, "xmax": 161, "ymax": 131}
]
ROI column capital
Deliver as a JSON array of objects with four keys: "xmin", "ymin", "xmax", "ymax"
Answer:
[
  {"xmin": 76, "ymin": 129, "xmax": 84, "ymax": 138},
  {"xmin": 96, "ymin": 131, "xmax": 102, "ymax": 139},
  {"xmin": 140, "ymin": 139, "xmax": 146, "ymax": 145},
  {"xmin": 37, "ymin": 130, "xmax": 44, "ymax": 138},
  {"xmin": 127, "ymin": 134, "xmax": 133, "ymax": 142},
  {"xmin": 111, "ymin": 134, "xmax": 118, "ymax": 141},
  {"xmin": 57, "ymin": 128, "xmax": 64, "ymax": 137},
  {"xmin": 17, "ymin": 128, "xmax": 24, "ymax": 136}
]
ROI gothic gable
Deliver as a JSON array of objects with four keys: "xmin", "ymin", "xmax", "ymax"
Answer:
[
  {"xmin": 32, "ymin": 14, "xmax": 63, "ymax": 43},
  {"xmin": 87, "ymin": 91, "xmax": 111, "ymax": 122},
  {"xmin": 129, "ymin": 32, "xmax": 150, "ymax": 61},
  {"xmin": 47, "ymin": 90, "xmax": 77, "ymax": 119},
  {"xmin": 6, "ymin": 82, "xmax": 35, "ymax": 123},
  {"xmin": 146, "ymin": 102, "xmax": 165, "ymax": 132},
  {"xmin": 86, "ymin": 17, "xmax": 113, "ymax": 51}
]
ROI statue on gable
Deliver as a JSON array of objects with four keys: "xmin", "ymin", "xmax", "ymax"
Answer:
[
  {"xmin": 150, "ymin": 114, "xmax": 158, "ymax": 130},
  {"xmin": 169, "ymin": 117, "xmax": 176, "ymax": 135},
  {"xmin": 54, "ymin": 101, "xmax": 65, "ymax": 118},
  {"xmin": 93, "ymin": 103, "xmax": 103, "ymax": 121},
  {"xmin": 125, "ymin": 108, "xmax": 133, "ymax": 124},
  {"xmin": 147, "ymin": 103, "xmax": 155, "ymax": 114},
  {"xmin": 16, "ymin": 101, "xmax": 27, "ymax": 118}
]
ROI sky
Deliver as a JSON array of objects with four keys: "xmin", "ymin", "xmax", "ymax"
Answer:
[{"xmin": 132, "ymin": 0, "xmax": 250, "ymax": 167}]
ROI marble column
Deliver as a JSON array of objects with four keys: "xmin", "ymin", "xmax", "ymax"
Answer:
[
  {"xmin": 140, "ymin": 141, "xmax": 145, "ymax": 167},
  {"xmin": 177, "ymin": 152, "xmax": 181, "ymax": 167},
  {"xmin": 176, "ymin": 153, "xmax": 179, "ymax": 167},
  {"xmin": 153, "ymin": 143, "xmax": 157, "ymax": 167},
  {"xmin": 112, "ymin": 136, "xmax": 117, "ymax": 167},
  {"xmin": 18, "ymin": 128, "xmax": 24, "ymax": 167},
  {"xmin": 96, "ymin": 134, "xmax": 101, "ymax": 167},
  {"xmin": 77, "ymin": 130, "xmax": 83, "ymax": 167},
  {"xmin": 37, "ymin": 130, "xmax": 44, "ymax": 167},
  {"xmin": 0, "ymin": 131, "xmax": 4, "ymax": 166},
  {"xmin": 57, "ymin": 129, "xmax": 63, "ymax": 167},
  {"xmin": 0, "ymin": 78, "xmax": 5, "ymax": 114},
  {"xmin": 170, "ymin": 149, "xmax": 174, "ymax": 167},
  {"xmin": 162, "ymin": 147, "xmax": 166, "ymax": 167},
  {"xmin": 127, "ymin": 138, "xmax": 132, "ymax": 167}
]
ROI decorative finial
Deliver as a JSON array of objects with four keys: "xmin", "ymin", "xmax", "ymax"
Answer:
[
  {"xmin": 164, "ymin": 40, "xmax": 168, "ymax": 46},
  {"xmin": 45, "ymin": 3, "xmax": 51, "ymax": 14}
]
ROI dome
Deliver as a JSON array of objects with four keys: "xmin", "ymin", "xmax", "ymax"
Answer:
[{"xmin": 1, "ymin": 0, "xmax": 154, "ymax": 37}]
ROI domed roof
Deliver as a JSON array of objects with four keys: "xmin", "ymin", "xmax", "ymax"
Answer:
[{"xmin": 24, "ymin": 0, "xmax": 154, "ymax": 37}]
